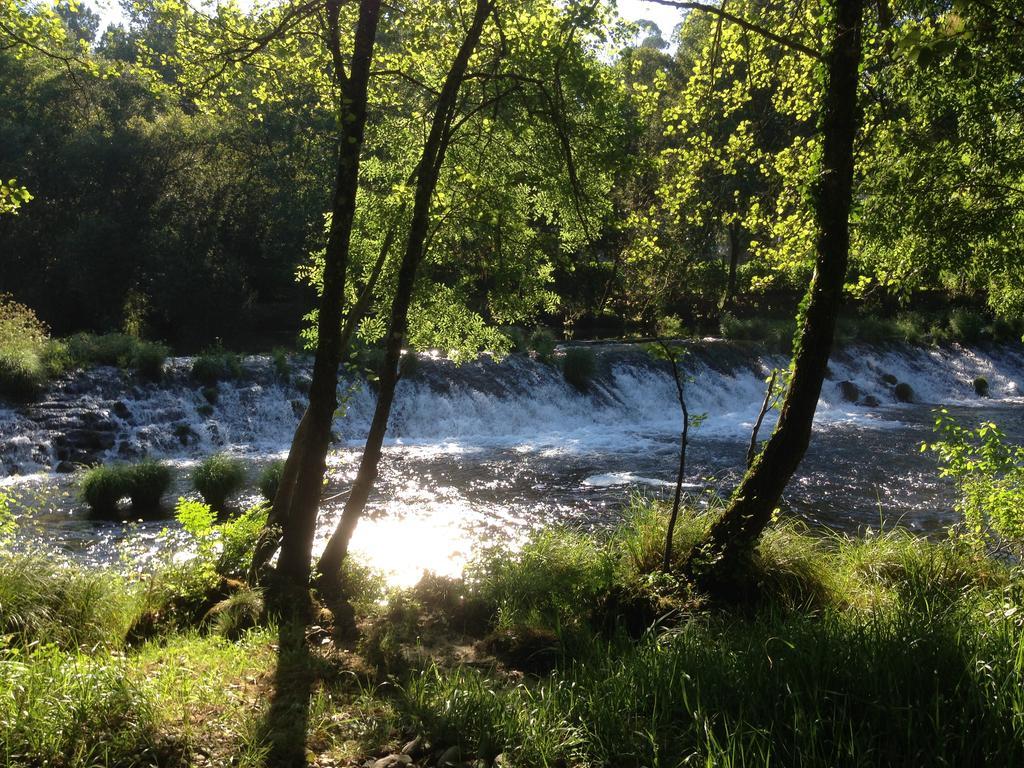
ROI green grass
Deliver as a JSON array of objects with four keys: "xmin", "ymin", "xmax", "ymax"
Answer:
[
  {"xmin": 191, "ymin": 453, "xmax": 247, "ymax": 511},
  {"xmin": 258, "ymin": 459, "xmax": 285, "ymax": 503},
  {"xmin": 191, "ymin": 346, "xmax": 243, "ymax": 385},
  {"xmin": 79, "ymin": 460, "xmax": 173, "ymax": 516},
  {"xmin": 3, "ymin": 500, "xmax": 1024, "ymax": 767},
  {"xmin": 561, "ymin": 347, "xmax": 597, "ymax": 391},
  {"xmin": 0, "ymin": 552, "xmax": 138, "ymax": 651}
]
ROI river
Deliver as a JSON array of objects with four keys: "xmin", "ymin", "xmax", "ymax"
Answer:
[{"xmin": 2, "ymin": 340, "xmax": 1023, "ymax": 584}]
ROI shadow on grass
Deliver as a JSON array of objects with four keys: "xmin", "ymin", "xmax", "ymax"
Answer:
[{"xmin": 261, "ymin": 618, "xmax": 315, "ymax": 767}]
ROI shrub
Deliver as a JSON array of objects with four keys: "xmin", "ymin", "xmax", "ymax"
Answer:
[
  {"xmin": 191, "ymin": 345, "xmax": 242, "ymax": 385},
  {"xmin": 948, "ymin": 308, "xmax": 987, "ymax": 344},
  {"xmin": 271, "ymin": 347, "xmax": 290, "ymax": 379},
  {"xmin": 0, "ymin": 295, "xmax": 51, "ymax": 400},
  {"xmin": 894, "ymin": 312, "xmax": 927, "ymax": 344},
  {"xmin": 926, "ymin": 411, "xmax": 1024, "ymax": 553},
  {"xmin": 504, "ymin": 326, "xmax": 529, "ymax": 353},
  {"xmin": 258, "ymin": 459, "xmax": 285, "ymax": 502},
  {"xmin": 719, "ymin": 312, "xmax": 794, "ymax": 351},
  {"xmin": 126, "ymin": 459, "xmax": 172, "ymax": 510},
  {"xmin": 80, "ymin": 465, "xmax": 134, "ymax": 516},
  {"xmin": 561, "ymin": 347, "xmax": 596, "ymax": 391},
  {"xmin": 192, "ymin": 454, "xmax": 247, "ymax": 511},
  {"xmin": 66, "ymin": 332, "xmax": 137, "ymax": 367},
  {"xmin": 528, "ymin": 327, "xmax": 557, "ymax": 362},
  {"xmin": 132, "ymin": 340, "xmax": 169, "ymax": 380}
]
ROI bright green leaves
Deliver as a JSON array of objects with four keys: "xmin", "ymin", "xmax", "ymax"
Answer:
[
  {"xmin": 926, "ymin": 410, "xmax": 1024, "ymax": 551},
  {"xmin": 0, "ymin": 180, "xmax": 32, "ymax": 215}
]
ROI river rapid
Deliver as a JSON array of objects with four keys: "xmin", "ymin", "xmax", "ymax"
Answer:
[{"xmin": 2, "ymin": 340, "xmax": 1023, "ymax": 585}]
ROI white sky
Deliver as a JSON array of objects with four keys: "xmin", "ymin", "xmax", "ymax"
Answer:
[
  {"xmin": 91, "ymin": 0, "xmax": 686, "ymax": 41},
  {"xmin": 615, "ymin": 0, "xmax": 683, "ymax": 39}
]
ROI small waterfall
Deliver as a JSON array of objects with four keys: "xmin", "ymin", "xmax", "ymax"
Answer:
[{"xmin": 2, "ymin": 340, "xmax": 1023, "ymax": 477}]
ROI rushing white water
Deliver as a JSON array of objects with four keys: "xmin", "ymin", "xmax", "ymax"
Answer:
[{"xmin": 2, "ymin": 340, "xmax": 1023, "ymax": 584}]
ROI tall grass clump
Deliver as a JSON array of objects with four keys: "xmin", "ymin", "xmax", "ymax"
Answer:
[
  {"xmin": 64, "ymin": 332, "xmax": 170, "ymax": 379},
  {"xmin": 719, "ymin": 312, "xmax": 794, "ymax": 351},
  {"xmin": 561, "ymin": 347, "xmax": 596, "ymax": 391},
  {"xmin": 948, "ymin": 307, "xmax": 987, "ymax": 344},
  {"xmin": 126, "ymin": 459, "xmax": 173, "ymax": 509},
  {"xmin": 191, "ymin": 345, "xmax": 243, "ymax": 385},
  {"xmin": 0, "ymin": 645, "xmax": 157, "ymax": 767},
  {"xmin": 0, "ymin": 294, "xmax": 52, "ymax": 400},
  {"xmin": 0, "ymin": 553, "xmax": 137, "ymax": 650},
  {"xmin": 191, "ymin": 454, "xmax": 247, "ymax": 511},
  {"xmin": 257, "ymin": 459, "xmax": 285, "ymax": 502},
  {"xmin": 79, "ymin": 464, "xmax": 134, "ymax": 516},
  {"xmin": 80, "ymin": 460, "xmax": 172, "ymax": 515},
  {"xmin": 528, "ymin": 326, "xmax": 557, "ymax": 363}
]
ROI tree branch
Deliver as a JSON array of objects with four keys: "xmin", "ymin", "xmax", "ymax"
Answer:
[{"xmin": 647, "ymin": 0, "xmax": 823, "ymax": 61}]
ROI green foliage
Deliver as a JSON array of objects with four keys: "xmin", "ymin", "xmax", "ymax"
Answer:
[
  {"xmin": 270, "ymin": 348, "xmax": 290, "ymax": 379},
  {"xmin": 948, "ymin": 308, "xmax": 987, "ymax": 344},
  {"xmin": 191, "ymin": 346, "xmax": 243, "ymax": 385},
  {"xmin": 0, "ymin": 645, "xmax": 156, "ymax": 767},
  {"xmin": 719, "ymin": 312, "xmax": 794, "ymax": 351},
  {"xmin": 80, "ymin": 460, "xmax": 173, "ymax": 515},
  {"xmin": 126, "ymin": 459, "xmax": 172, "ymax": 510},
  {"xmin": 527, "ymin": 327, "xmax": 557, "ymax": 363},
  {"xmin": 0, "ymin": 552, "xmax": 137, "ymax": 651},
  {"xmin": 0, "ymin": 178, "xmax": 32, "ymax": 215},
  {"xmin": 79, "ymin": 464, "xmax": 134, "ymax": 516},
  {"xmin": 561, "ymin": 347, "xmax": 596, "ymax": 391},
  {"xmin": 926, "ymin": 411, "xmax": 1024, "ymax": 553},
  {"xmin": 206, "ymin": 587, "xmax": 264, "ymax": 639},
  {"xmin": 257, "ymin": 459, "xmax": 285, "ymax": 503},
  {"xmin": 191, "ymin": 453, "xmax": 247, "ymax": 511},
  {"xmin": 0, "ymin": 294, "xmax": 52, "ymax": 400},
  {"xmin": 132, "ymin": 340, "xmax": 170, "ymax": 380}
]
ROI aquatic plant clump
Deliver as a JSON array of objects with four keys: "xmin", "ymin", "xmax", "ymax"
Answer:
[{"xmin": 192, "ymin": 454, "xmax": 247, "ymax": 511}]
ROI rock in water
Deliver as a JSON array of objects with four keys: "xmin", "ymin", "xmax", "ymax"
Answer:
[{"xmin": 838, "ymin": 380, "xmax": 859, "ymax": 403}]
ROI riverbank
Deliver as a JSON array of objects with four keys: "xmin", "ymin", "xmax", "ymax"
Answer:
[{"xmin": 2, "ymin": 499, "xmax": 1022, "ymax": 767}]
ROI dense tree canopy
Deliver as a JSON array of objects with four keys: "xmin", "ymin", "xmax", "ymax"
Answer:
[{"xmin": 3, "ymin": 0, "xmax": 1022, "ymax": 349}]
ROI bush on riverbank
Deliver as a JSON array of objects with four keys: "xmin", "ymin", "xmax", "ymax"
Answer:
[{"xmin": 0, "ymin": 295, "xmax": 63, "ymax": 400}]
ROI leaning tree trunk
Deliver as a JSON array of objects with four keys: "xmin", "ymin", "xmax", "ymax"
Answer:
[
  {"xmin": 259, "ymin": 0, "xmax": 381, "ymax": 613},
  {"xmin": 315, "ymin": 0, "xmax": 495, "ymax": 593},
  {"xmin": 686, "ymin": 0, "xmax": 864, "ymax": 584}
]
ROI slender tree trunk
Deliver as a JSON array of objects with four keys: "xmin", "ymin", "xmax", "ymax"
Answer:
[
  {"xmin": 316, "ymin": 0, "xmax": 495, "ymax": 592},
  {"xmin": 686, "ymin": 0, "xmax": 864, "ymax": 584},
  {"xmin": 722, "ymin": 221, "xmax": 741, "ymax": 313},
  {"xmin": 261, "ymin": 0, "xmax": 382, "ymax": 612},
  {"xmin": 661, "ymin": 342, "xmax": 689, "ymax": 571}
]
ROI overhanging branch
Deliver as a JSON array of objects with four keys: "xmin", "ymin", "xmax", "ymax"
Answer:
[{"xmin": 647, "ymin": 0, "xmax": 823, "ymax": 60}]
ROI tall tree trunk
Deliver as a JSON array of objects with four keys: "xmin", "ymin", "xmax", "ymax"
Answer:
[
  {"xmin": 686, "ymin": 0, "xmax": 864, "ymax": 584},
  {"xmin": 262, "ymin": 0, "xmax": 381, "ymax": 613},
  {"xmin": 316, "ymin": 0, "xmax": 495, "ymax": 593}
]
